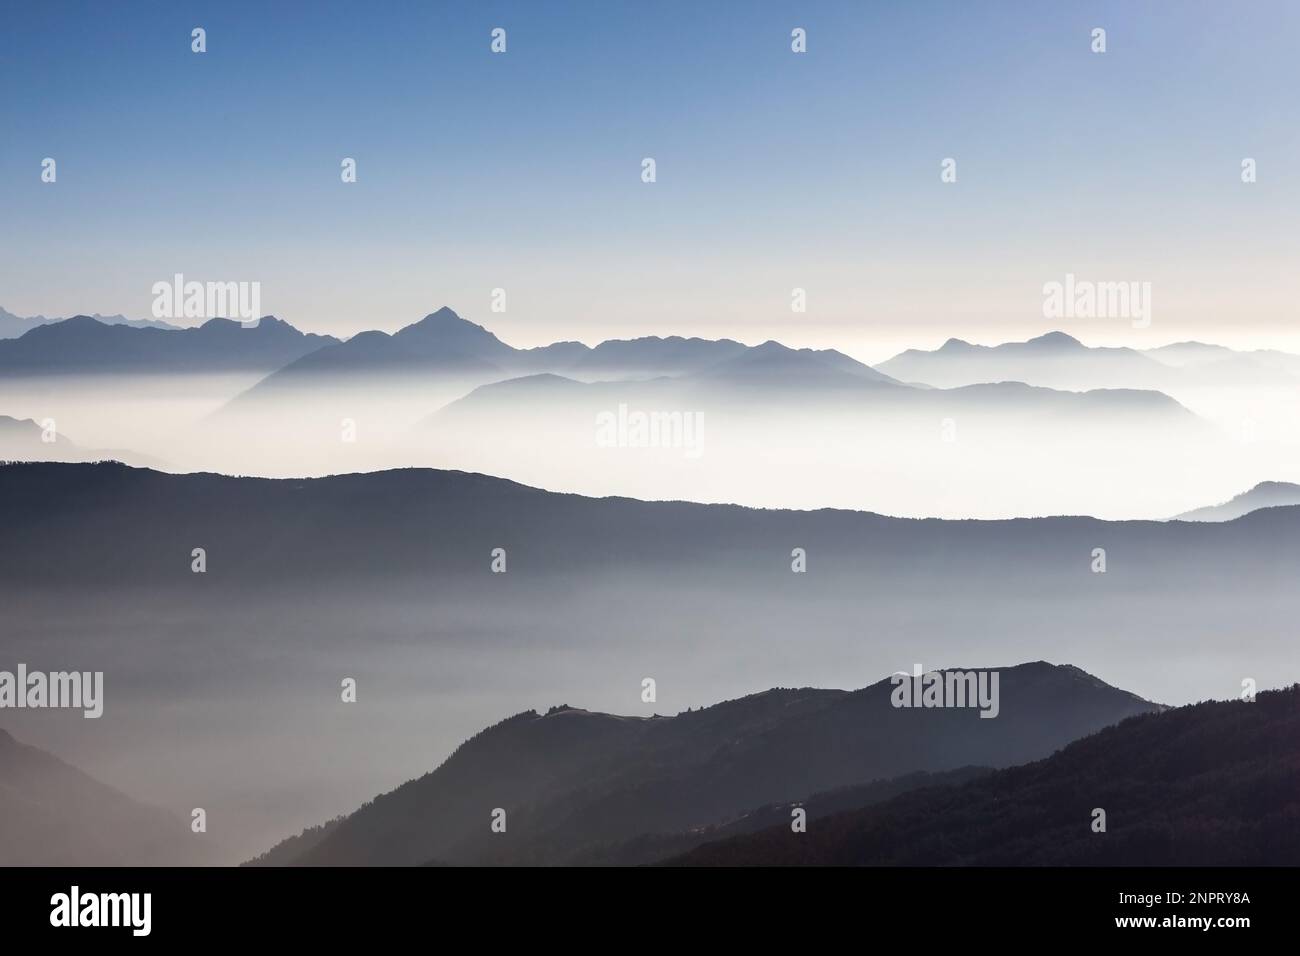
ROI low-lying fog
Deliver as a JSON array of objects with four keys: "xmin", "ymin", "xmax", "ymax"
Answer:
[
  {"xmin": 5, "ymin": 561, "xmax": 1296, "ymax": 864},
  {"xmin": 3, "ymin": 372, "xmax": 1298, "ymax": 520}
]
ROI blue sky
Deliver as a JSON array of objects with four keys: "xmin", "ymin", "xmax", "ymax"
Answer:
[{"xmin": 2, "ymin": 0, "xmax": 1298, "ymax": 358}]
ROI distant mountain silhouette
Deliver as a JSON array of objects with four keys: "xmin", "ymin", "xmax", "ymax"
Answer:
[
  {"xmin": 0, "ymin": 728, "xmax": 215, "ymax": 865},
  {"xmin": 879, "ymin": 332, "xmax": 1175, "ymax": 390},
  {"xmin": 1173, "ymin": 481, "xmax": 1300, "ymax": 521},
  {"xmin": 1145, "ymin": 339, "xmax": 1300, "ymax": 379},
  {"xmin": 230, "ymin": 308, "xmax": 511, "ymax": 391},
  {"xmin": 0, "ymin": 415, "xmax": 161, "ymax": 468},
  {"xmin": 428, "ymin": 365, "xmax": 1198, "ymax": 431},
  {"xmin": 570, "ymin": 335, "xmax": 746, "ymax": 379},
  {"xmin": 6, "ymin": 460, "xmax": 1297, "ymax": 589},
  {"xmin": 693, "ymin": 339, "xmax": 902, "ymax": 387},
  {"xmin": 0, "ymin": 305, "xmax": 182, "ymax": 339},
  {"xmin": 0, "ymin": 414, "xmax": 76, "ymax": 453},
  {"xmin": 251, "ymin": 662, "xmax": 1158, "ymax": 866},
  {"xmin": 224, "ymin": 307, "xmax": 907, "ymax": 406},
  {"xmin": 879, "ymin": 331, "xmax": 1300, "ymax": 390},
  {"xmin": 1143, "ymin": 340, "xmax": 1237, "ymax": 367},
  {"xmin": 670, "ymin": 684, "xmax": 1300, "ymax": 865},
  {"xmin": 0, "ymin": 315, "xmax": 336, "ymax": 375}
]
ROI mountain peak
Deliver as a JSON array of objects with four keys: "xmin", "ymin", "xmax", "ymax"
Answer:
[
  {"xmin": 384, "ymin": 307, "xmax": 515, "ymax": 362},
  {"xmin": 1024, "ymin": 331, "xmax": 1083, "ymax": 349},
  {"xmin": 938, "ymin": 337, "xmax": 974, "ymax": 351},
  {"xmin": 1251, "ymin": 480, "xmax": 1300, "ymax": 493},
  {"xmin": 196, "ymin": 316, "xmax": 301, "ymax": 335},
  {"xmin": 398, "ymin": 307, "xmax": 489, "ymax": 337}
]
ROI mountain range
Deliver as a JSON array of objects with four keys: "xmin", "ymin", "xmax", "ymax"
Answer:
[
  {"xmin": 217, "ymin": 308, "xmax": 908, "ymax": 423},
  {"xmin": 673, "ymin": 684, "xmax": 1300, "ymax": 865},
  {"xmin": 1173, "ymin": 481, "xmax": 1300, "ymax": 521},
  {"xmin": 878, "ymin": 331, "xmax": 1300, "ymax": 391},
  {"xmin": 0, "ymin": 307, "xmax": 1294, "ymax": 520},
  {"xmin": 0, "ymin": 315, "xmax": 337, "ymax": 375},
  {"xmin": 10, "ymin": 460, "xmax": 1300, "ymax": 591},
  {"xmin": 0, "ymin": 308, "xmax": 1229, "ymax": 440},
  {"xmin": 181, "ymin": 308, "xmax": 1231, "ymax": 518},
  {"xmin": 249, "ymin": 661, "xmax": 1159, "ymax": 866},
  {"xmin": 7, "ymin": 307, "xmax": 1297, "ymax": 399},
  {"xmin": 0, "ymin": 305, "xmax": 182, "ymax": 339}
]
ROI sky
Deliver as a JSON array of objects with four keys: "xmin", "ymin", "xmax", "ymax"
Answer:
[{"xmin": 2, "ymin": 0, "xmax": 1299, "ymax": 362}]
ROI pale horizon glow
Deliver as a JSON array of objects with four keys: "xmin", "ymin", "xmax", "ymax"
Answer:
[{"xmin": 2, "ymin": 1, "xmax": 1299, "ymax": 359}]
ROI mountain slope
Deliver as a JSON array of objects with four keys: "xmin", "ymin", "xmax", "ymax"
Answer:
[
  {"xmin": 254, "ymin": 662, "xmax": 1159, "ymax": 866},
  {"xmin": 671, "ymin": 684, "xmax": 1300, "ymax": 865},
  {"xmin": 1173, "ymin": 481, "xmax": 1300, "ymax": 521},
  {"xmin": 568, "ymin": 766, "xmax": 994, "ymax": 866},
  {"xmin": 0, "ymin": 728, "xmax": 215, "ymax": 865}
]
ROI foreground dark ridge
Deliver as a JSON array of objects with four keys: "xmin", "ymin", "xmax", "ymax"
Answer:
[
  {"xmin": 248, "ymin": 662, "xmax": 1158, "ymax": 866},
  {"xmin": 670, "ymin": 685, "xmax": 1300, "ymax": 866}
]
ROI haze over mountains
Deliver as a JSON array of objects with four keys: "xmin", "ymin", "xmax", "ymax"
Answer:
[
  {"xmin": 878, "ymin": 330, "xmax": 1300, "ymax": 391},
  {"xmin": 0, "ymin": 728, "xmax": 214, "ymax": 866},
  {"xmin": 0, "ymin": 414, "xmax": 160, "ymax": 468},
  {"xmin": 1173, "ymin": 481, "xmax": 1300, "ymax": 521},
  {"xmin": 422, "ymin": 355, "xmax": 1206, "ymax": 519},
  {"xmin": 6, "ymin": 0, "xmax": 1296, "ymax": 880},
  {"xmin": 877, "ymin": 331, "xmax": 1300, "ymax": 485},
  {"xmin": 0, "ymin": 307, "xmax": 1296, "ymax": 518},
  {"xmin": 251, "ymin": 662, "xmax": 1158, "ymax": 866},
  {"xmin": 2, "ymin": 461, "xmax": 1297, "ymax": 862},
  {"xmin": 0, "ymin": 307, "xmax": 1297, "ymax": 865}
]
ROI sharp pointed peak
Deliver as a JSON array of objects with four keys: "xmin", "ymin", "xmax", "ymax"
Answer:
[{"xmin": 398, "ymin": 307, "xmax": 487, "ymax": 335}]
